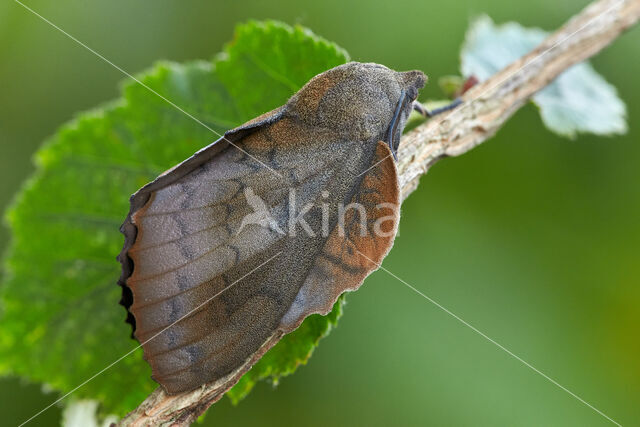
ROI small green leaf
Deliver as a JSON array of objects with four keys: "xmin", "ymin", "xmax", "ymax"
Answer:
[
  {"xmin": 438, "ymin": 75, "xmax": 464, "ymax": 99},
  {"xmin": 0, "ymin": 20, "xmax": 349, "ymax": 415},
  {"xmin": 460, "ymin": 15, "xmax": 627, "ymax": 138}
]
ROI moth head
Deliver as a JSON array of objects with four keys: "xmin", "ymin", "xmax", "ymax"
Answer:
[{"xmin": 286, "ymin": 62, "xmax": 426, "ymax": 158}]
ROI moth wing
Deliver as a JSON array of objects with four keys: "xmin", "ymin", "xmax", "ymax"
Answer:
[
  {"xmin": 280, "ymin": 141, "xmax": 400, "ymax": 331},
  {"xmin": 118, "ymin": 107, "xmax": 399, "ymax": 394},
  {"xmin": 118, "ymin": 112, "xmax": 346, "ymax": 393}
]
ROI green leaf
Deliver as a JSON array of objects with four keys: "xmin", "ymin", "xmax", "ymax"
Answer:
[
  {"xmin": 0, "ymin": 20, "xmax": 349, "ymax": 416},
  {"xmin": 460, "ymin": 15, "xmax": 627, "ymax": 138},
  {"xmin": 437, "ymin": 75, "xmax": 464, "ymax": 99}
]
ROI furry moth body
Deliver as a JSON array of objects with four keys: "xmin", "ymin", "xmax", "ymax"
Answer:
[{"xmin": 118, "ymin": 62, "xmax": 427, "ymax": 394}]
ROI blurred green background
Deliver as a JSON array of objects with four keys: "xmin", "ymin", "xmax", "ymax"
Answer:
[{"xmin": 1, "ymin": 0, "xmax": 638, "ymax": 425}]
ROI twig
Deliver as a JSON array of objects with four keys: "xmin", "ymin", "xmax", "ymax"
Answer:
[{"xmin": 118, "ymin": 0, "xmax": 640, "ymax": 425}]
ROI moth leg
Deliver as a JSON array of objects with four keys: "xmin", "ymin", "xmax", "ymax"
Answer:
[{"xmin": 412, "ymin": 98, "xmax": 462, "ymax": 118}]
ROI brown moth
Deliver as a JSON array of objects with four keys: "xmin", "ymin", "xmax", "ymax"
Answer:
[{"xmin": 118, "ymin": 62, "xmax": 430, "ymax": 394}]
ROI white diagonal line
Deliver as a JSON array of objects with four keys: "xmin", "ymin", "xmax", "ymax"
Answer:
[
  {"xmin": 13, "ymin": 0, "xmax": 283, "ymax": 178},
  {"xmin": 355, "ymin": 248, "xmax": 621, "ymax": 426},
  {"xmin": 355, "ymin": 0, "xmax": 625, "ymax": 179},
  {"xmin": 355, "ymin": 154, "xmax": 389, "ymax": 178},
  {"xmin": 18, "ymin": 251, "xmax": 282, "ymax": 426}
]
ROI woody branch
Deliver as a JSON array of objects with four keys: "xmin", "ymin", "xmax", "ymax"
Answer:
[{"xmin": 118, "ymin": 0, "xmax": 640, "ymax": 425}]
